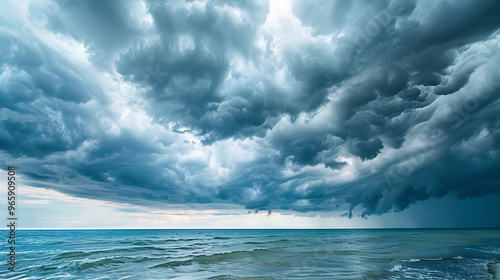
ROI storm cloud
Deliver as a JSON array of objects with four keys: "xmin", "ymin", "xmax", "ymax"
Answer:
[{"xmin": 1, "ymin": 0, "xmax": 500, "ymax": 223}]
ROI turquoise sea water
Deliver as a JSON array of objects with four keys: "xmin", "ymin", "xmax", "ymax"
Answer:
[{"xmin": 1, "ymin": 229, "xmax": 499, "ymax": 279}]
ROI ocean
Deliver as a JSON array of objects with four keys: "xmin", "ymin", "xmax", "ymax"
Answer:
[{"xmin": 1, "ymin": 229, "xmax": 499, "ymax": 279}]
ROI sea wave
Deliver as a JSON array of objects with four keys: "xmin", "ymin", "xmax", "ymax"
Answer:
[
  {"xmin": 390, "ymin": 264, "xmax": 403, "ymax": 272},
  {"xmin": 402, "ymin": 258, "xmax": 421, "ymax": 263},
  {"xmin": 56, "ymin": 256, "xmax": 130, "ymax": 271},
  {"xmin": 313, "ymin": 249, "xmax": 362, "ymax": 256},
  {"xmin": 131, "ymin": 256, "xmax": 164, "ymax": 263},
  {"xmin": 76, "ymin": 257, "xmax": 127, "ymax": 271},
  {"xmin": 402, "ymin": 257, "xmax": 449, "ymax": 263},
  {"xmin": 243, "ymin": 239, "xmax": 289, "ymax": 245},
  {"xmin": 120, "ymin": 238, "xmax": 198, "ymax": 245},
  {"xmin": 53, "ymin": 251, "xmax": 92, "ymax": 260},
  {"xmin": 32, "ymin": 265, "xmax": 59, "ymax": 272},
  {"xmin": 243, "ymin": 241, "xmax": 267, "ymax": 245},
  {"xmin": 151, "ymin": 249, "xmax": 275, "ymax": 268},
  {"xmin": 53, "ymin": 246, "xmax": 165, "ymax": 260}
]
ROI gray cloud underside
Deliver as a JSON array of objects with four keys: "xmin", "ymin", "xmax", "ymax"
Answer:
[{"xmin": 1, "ymin": 0, "xmax": 500, "ymax": 218}]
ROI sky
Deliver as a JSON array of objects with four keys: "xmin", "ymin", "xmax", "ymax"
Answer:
[{"xmin": 0, "ymin": 0, "xmax": 499, "ymax": 229}]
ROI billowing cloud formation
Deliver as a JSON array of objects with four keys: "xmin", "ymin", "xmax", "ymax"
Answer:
[{"xmin": 1, "ymin": 0, "xmax": 500, "ymax": 222}]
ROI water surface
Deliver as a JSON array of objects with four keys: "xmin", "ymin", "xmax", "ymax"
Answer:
[{"xmin": 1, "ymin": 229, "xmax": 499, "ymax": 279}]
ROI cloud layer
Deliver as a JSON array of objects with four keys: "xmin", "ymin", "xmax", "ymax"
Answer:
[{"xmin": 1, "ymin": 0, "xmax": 500, "ymax": 222}]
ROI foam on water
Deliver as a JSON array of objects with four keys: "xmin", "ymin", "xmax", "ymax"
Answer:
[
  {"xmin": 402, "ymin": 258, "xmax": 421, "ymax": 263},
  {"xmin": 389, "ymin": 264, "xmax": 402, "ymax": 272}
]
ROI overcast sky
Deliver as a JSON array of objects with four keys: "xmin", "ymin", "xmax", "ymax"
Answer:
[{"xmin": 1, "ymin": 0, "xmax": 500, "ymax": 228}]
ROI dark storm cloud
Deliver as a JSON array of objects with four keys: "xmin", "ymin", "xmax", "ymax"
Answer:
[
  {"xmin": 116, "ymin": 0, "xmax": 352, "ymax": 143},
  {"xmin": 1, "ymin": 0, "xmax": 500, "ymax": 224},
  {"xmin": 45, "ymin": 0, "xmax": 151, "ymax": 69},
  {"xmin": 116, "ymin": 0, "xmax": 273, "ymax": 142},
  {"xmin": 0, "ymin": 37, "xmax": 98, "ymax": 158},
  {"xmin": 0, "ymin": 10, "xmax": 188, "ymax": 207}
]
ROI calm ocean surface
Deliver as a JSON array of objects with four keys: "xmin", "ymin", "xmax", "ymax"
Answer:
[{"xmin": 1, "ymin": 229, "xmax": 499, "ymax": 279}]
